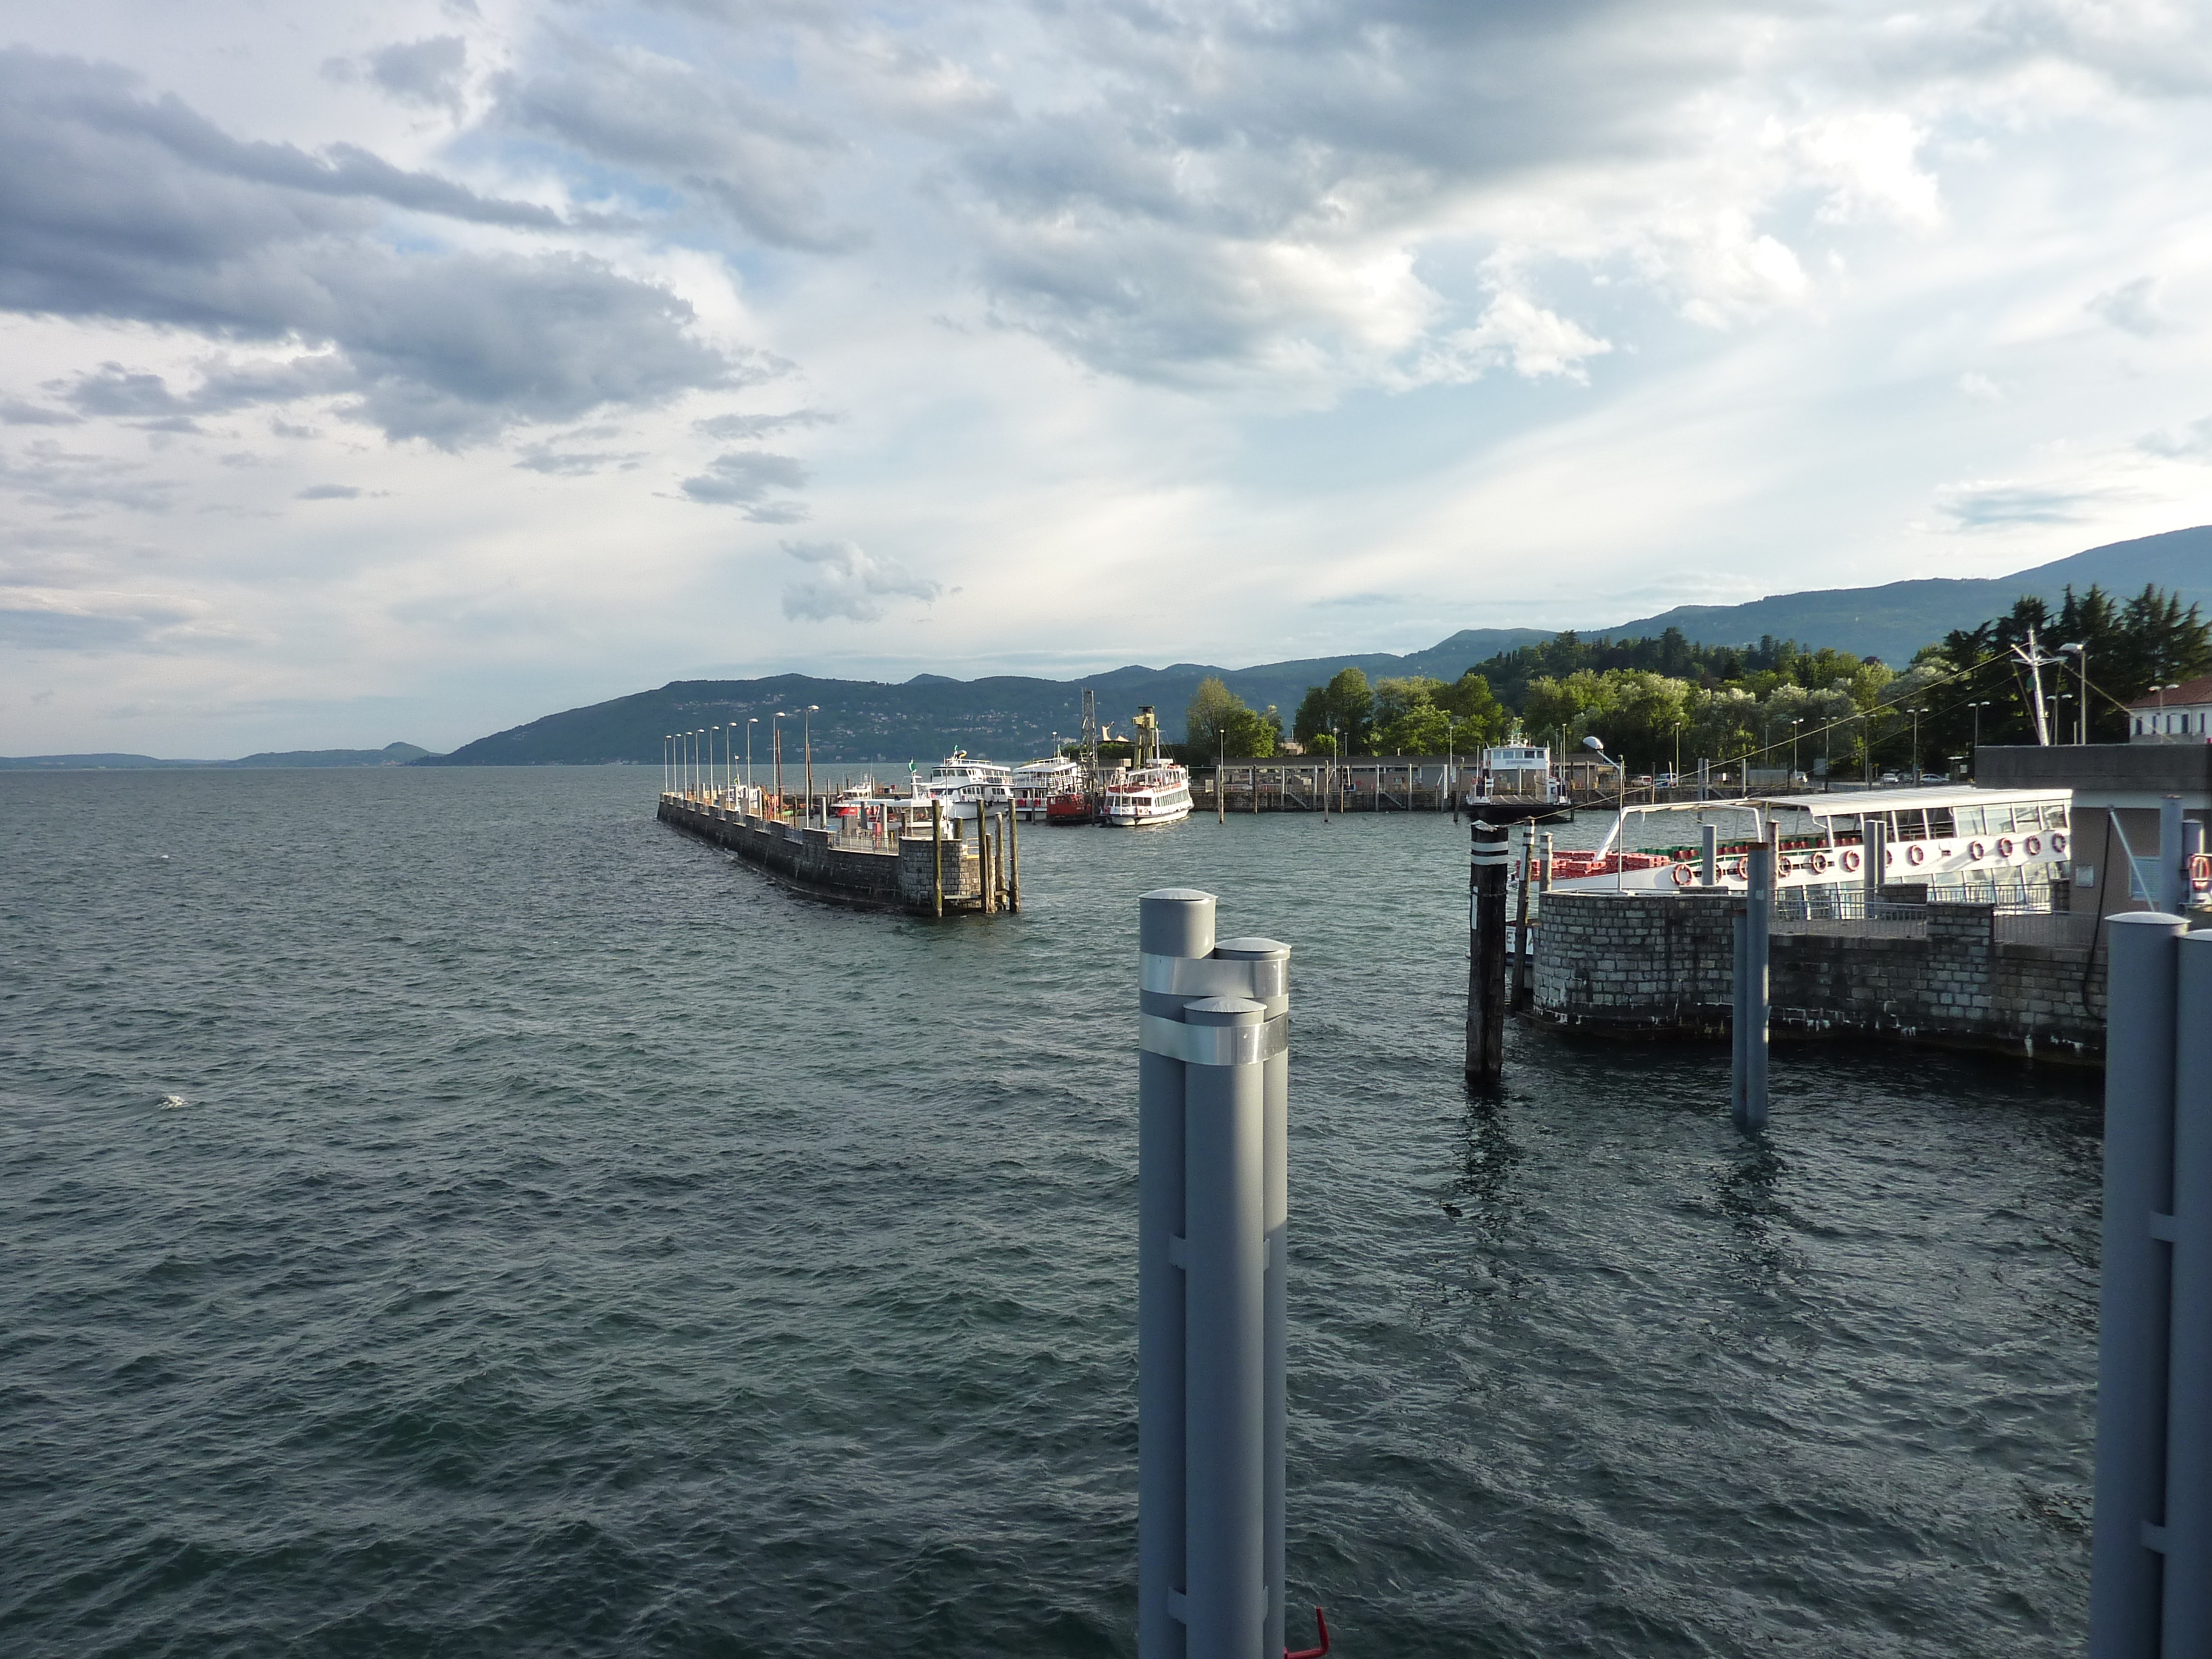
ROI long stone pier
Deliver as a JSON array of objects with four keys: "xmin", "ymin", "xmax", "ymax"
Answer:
[{"xmin": 657, "ymin": 793, "xmax": 1004, "ymax": 916}]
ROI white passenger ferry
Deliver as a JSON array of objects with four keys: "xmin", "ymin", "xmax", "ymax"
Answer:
[
  {"xmin": 1545, "ymin": 784, "xmax": 2075, "ymax": 911},
  {"xmin": 913, "ymin": 752, "xmax": 1015, "ymax": 811},
  {"xmin": 1101, "ymin": 705, "xmax": 1191, "ymax": 827},
  {"xmin": 1104, "ymin": 762, "xmax": 1193, "ymax": 827},
  {"xmin": 1011, "ymin": 755, "xmax": 1082, "ymax": 821}
]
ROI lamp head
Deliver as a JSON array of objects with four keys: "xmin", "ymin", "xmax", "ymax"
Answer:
[{"xmin": 1581, "ymin": 734, "xmax": 1605, "ymax": 751}]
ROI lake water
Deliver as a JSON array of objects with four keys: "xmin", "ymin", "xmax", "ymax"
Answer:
[{"xmin": 0, "ymin": 767, "xmax": 2101, "ymax": 1657}]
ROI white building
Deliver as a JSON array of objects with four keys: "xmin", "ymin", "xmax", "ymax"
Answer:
[{"xmin": 2128, "ymin": 672, "xmax": 2212, "ymax": 742}]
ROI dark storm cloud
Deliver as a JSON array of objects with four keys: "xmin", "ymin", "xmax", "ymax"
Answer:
[
  {"xmin": 0, "ymin": 48, "xmax": 746, "ymax": 445},
  {"xmin": 495, "ymin": 40, "xmax": 862, "ymax": 251}
]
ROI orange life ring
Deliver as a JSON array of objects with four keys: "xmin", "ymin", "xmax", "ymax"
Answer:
[
  {"xmin": 1811, "ymin": 852, "xmax": 1829, "ymax": 874},
  {"xmin": 1968, "ymin": 840, "xmax": 1986, "ymax": 860},
  {"xmin": 2023, "ymin": 834, "xmax": 2042, "ymax": 856},
  {"xmin": 2051, "ymin": 832, "xmax": 2068, "ymax": 855},
  {"xmin": 1906, "ymin": 843, "xmax": 1926, "ymax": 866},
  {"xmin": 2191, "ymin": 853, "xmax": 2212, "ymax": 882},
  {"xmin": 1673, "ymin": 862, "xmax": 1696, "ymax": 886},
  {"xmin": 1729, "ymin": 857, "xmax": 1748, "ymax": 880},
  {"xmin": 1840, "ymin": 849, "xmax": 1860, "ymax": 873},
  {"xmin": 1996, "ymin": 837, "xmax": 2014, "ymax": 859}
]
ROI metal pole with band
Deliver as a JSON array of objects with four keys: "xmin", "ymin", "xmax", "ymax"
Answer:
[
  {"xmin": 1138, "ymin": 891, "xmax": 1300, "ymax": 1659},
  {"xmin": 2091, "ymin": 910, "xmax": 2188, "ymax": 1657},
  {"xmin": 1467, "ymin": 820, "xmax": 1510, "ymax": 1084}
]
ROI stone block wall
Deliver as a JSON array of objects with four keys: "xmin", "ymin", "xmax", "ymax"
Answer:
[
  {"xmin": 1532, "ymin": 890, "xmax": 2108, "ymax": 1061},
  {"xmin": 656, "ymin": 799, "xmax": 982, "ymax": 912}
]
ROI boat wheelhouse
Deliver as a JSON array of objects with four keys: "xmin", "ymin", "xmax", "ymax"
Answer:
[
  {"xmin": 1548, "ymin": 784, "xmax": 2076, "ymax": 912},
  {"xmin": 1467, "ymin": 743, "xmax": 1564, "ymax": 806},
  {"xmin": 1011, "ymin": 755, "xmax": 1083, "ymax": 821}
]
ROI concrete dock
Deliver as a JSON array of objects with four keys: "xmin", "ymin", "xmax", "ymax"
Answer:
[{"xmin": 657, "ymin": 792, "xmax": 1014, "ymax": 916}]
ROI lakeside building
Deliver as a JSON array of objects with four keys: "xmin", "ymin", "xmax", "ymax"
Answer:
[
  {"xmin": 1974, "ymin": 743, "xmax": 2212, "ymax": 916},
  {"xmin": 2126, "ymin": 671, "xmax": 2212, "ymax": 742}
]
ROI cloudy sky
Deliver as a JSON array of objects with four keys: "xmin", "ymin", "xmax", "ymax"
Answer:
[{"xmin": 4, "ymin": 1, "xmax": 2211, "ymax": 755}]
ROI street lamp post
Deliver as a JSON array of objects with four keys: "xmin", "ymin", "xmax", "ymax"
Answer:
[
  {"xmin": 803, "ymin": 705, "xmax": 820, "ymax": 826},
  {"xmin": 709, "ymin": 726, "xmax": 720, "ymax": 803},
  {"xmin": 772, "ymin": 711, "xmax": 786, "ymax": 814},
  {"xmin": 746, "ymin": 717, "xmax": 758, "ymax": 799},
  {"xmin": 1907, "ymin": 706, "xmax": 1925, "ymax": 784},
  {"xmin": 1790, "ymin": 718, "xmax": 1802, "ymax": 783},
  {"xmin": 1582, "ymin": 733, "xmax": 1626, "ymax": 800},
  {"xmin": 2059, "ymin": 643, "xmax": 2087, "ymax": 743}
]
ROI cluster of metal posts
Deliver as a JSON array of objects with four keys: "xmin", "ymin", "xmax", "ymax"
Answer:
[
  {"xmin": 1466, "ymin": 819, "xmax": 1510, "ymax": 1085},
  {"xmin": 1731, "ymin": 826, "xmax": 1774, "ymax": 1131},
  {"xmin": 2091, "ymin": 913, "xmax": 2211, "ymax": 1657},
  {"xmin": 1138, "ymin": 890, "xmax": 1295, "ymax": 1659}
]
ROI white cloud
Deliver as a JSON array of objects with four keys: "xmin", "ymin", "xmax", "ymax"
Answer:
[
  {"xmin": 3, "ymin": 0, "xmax": 2212, "ymax": 754},
  {"xmin": 780, "ymin": 540, "xmax": 942, "ymax": 622}
]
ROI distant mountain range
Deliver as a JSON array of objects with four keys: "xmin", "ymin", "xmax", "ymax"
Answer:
[
  {"xmin": 11, "ymin": 526, "xmax": 2205, "ymax": 772},
  {"xmin": 418, "ymin": 525, "xmax": 2211, "ymax": 766},
  {"xmin": 0, "ymin": 743, "xmax": 436, "ymax": 771}
]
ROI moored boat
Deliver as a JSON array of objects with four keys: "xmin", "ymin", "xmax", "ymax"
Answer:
[
  {"xmin": 1013, "ymin": 755, "xmax": 1082, "ymax": 821},
  {"xmin": 1545, "ymin": 784, "xmax": 2076, "ymax": 912}
]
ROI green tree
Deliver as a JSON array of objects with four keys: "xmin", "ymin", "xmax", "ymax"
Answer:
[
  {"xmin": 1293, "ymin": 667, "xmax": 1375, "ymax": 752},
  {"xmin": 1435, "ymin": 672, "xmax": 1507, "ymax": 746},
  {"xmin": 1184, "ymin": 677, "xmax": 1281, "ymax": 760}
]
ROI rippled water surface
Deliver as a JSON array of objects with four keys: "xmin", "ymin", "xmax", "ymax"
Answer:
[{"xmin": 1, "ymin": 768, "xmax": 2101, "ymax": 1657}]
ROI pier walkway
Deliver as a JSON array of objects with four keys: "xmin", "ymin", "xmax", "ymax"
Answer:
[{"xmin": 657, "ymin": 792, "xmax": 1014, "ymax": 917}]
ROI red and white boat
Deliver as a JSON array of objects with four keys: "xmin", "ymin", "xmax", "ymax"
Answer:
[
  {"xmin": 1103, "ymin": 761, "xmax": 1193, "ymax": 827},
  {"xmin": 1545, "ymin": 785, "xmax": 2076, "ymax": 909}
]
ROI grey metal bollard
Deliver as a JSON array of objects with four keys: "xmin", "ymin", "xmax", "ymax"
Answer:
[
  {"xmin": 1701, "ymin": 822, "xmax": 1718, "ymax": 886},
  {"xmin": 1731, "ymin": 909, "xmax": 1748, "ymax": 1119},
  {"xmin": 1732, "ymin": 835, "xmax": 1772, "ymax": 1130},
  {"xmin": 2160, "ymin": 796, "xmax": 2186, "ymax": 917},
  {"xmin": 1182, "ymin": 995, "xmax": 1267, "ymax": 1659},
  {"xmin": 1215, "ymin": 936, "xmax": 1292, "ymax": 1658},
  {"xmin": 2170, "ymin": 931, "xmax": 2212, "ymax": 1652},
  {"xmin": 2091, "ymin": 911, "xmax": 2188, "ymax": 1658},
  {"xmin": 1863, "ymin": 818, "xmax": 1886, "ymax": 900},
  {"xmin": 1138, "ymin": 891, "xmax": 1294, "ymax": 1659}
]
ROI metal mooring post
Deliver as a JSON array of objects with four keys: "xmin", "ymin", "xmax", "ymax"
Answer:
[
  {"xmin": 1863, "ymin": 817, "xmax": 1885, "ymax": 903},
  {"xmin": 1732, "ymin": 828, "xmax": 1774, "ymax": 1131},
  {"xmin": 1467, "ymin": 819, "xmax": 1510, "ymax": 1084},
  {"xmin": 1138, "ymin": 891, "xmax": 1298, "ymax": 1659},
  {"xmin": 2159, "ymin": 796, "xmax": 2187, "ymax": 916},
  {"xmin": 1701, "ymin": 822, "xmax": 1718, "ymax": 886},
  {"xmin": 2168, "ymin": 930, "xmax": 2212, "ymax": 1649},
  {"xmin": 2092, "ymin": 910, "xmax": 2191, "ymax": 1657}
]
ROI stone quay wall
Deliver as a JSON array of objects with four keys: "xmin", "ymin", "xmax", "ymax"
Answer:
[
  {"xmin": 1530, "ymin": 889, "xmax": 2108, "ymax": 1061},
  {"xmin": 657, "ymin": 797, "xmax": 980, "ymax": 913}
]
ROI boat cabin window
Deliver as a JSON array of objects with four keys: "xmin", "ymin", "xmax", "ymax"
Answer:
[
  {"xmin": 1925, "ymin": 806, "xmax": 1955, "ymax": 839},
  {"xmin": 1953, "ymin": 805, "xmax": 1986, "ymax": 836}
]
